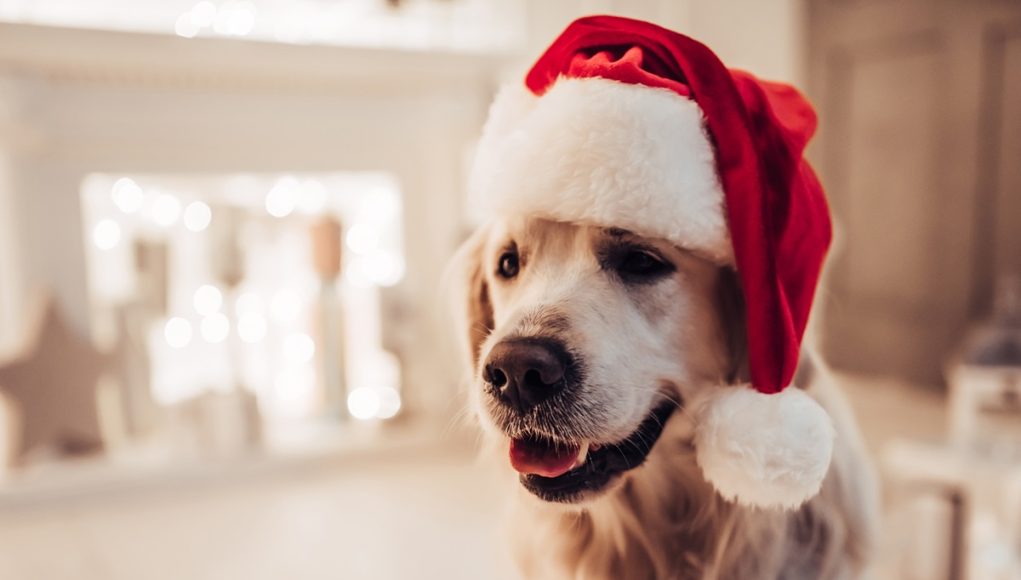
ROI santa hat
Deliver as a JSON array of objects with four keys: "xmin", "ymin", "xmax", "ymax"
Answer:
[{"xmin": 468, "ymin": 15, "xmax": 835, "ymax": 509}]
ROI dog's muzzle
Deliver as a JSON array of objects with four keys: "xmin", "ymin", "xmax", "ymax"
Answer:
[
  {"xmin": 480, "ymin": 337, "xmax": 677, "ymax": 503},
  {"xmin": 509, "ymin": 401, "xmax": 677, "ymax": 504}
]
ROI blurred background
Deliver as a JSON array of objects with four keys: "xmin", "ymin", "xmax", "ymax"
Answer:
[{"xmin": 0, "ymin": 0, "xmax": 1017, "ymax": 578}]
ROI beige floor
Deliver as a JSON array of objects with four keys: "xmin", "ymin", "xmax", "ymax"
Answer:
[
  {"xmin": 0, "ymin": 447, "xmax": 517, "ymax": 580},
  {"xmin": 0, "ymin": 375, "xmax": 952, "ymax": 580}
]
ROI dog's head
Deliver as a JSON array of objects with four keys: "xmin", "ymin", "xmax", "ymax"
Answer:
[
  {"xmin": 453, "ymin": 216, "xmax": 746, "ymax": 504},
  {"xmin": 449, "ymin": 15, "xmax": 840, "ymax": 512}
]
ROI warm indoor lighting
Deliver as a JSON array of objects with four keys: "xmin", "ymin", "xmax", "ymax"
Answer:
[
  {"xmin": 376, "ymin": 387, "xmax": 402, "ymax": 419},
  {"xmin": 175, "ymin": 13, "xmax": 199, "ymax": 38},
  {"xmin": 200, "ymin": 313, "xmax": 230, "ymax": 343},
  {"xmin": 265, "ymin": 176, "xmax": 298, "ymax": 218},
  {"xmin": 270, "ymin": 289, "xmax": 301, "ymax": 322},
  {"xmin": 345, "ymin": 223, "xmax": 378, "ymax": 254},
  {"xmin": 151, "ymin": 192, "xmax": 182, "ymax": 227},
  {"xmin": 234, "ymin": 291, "xmax": 263, "ymax": 315},
  {"xmin": 1, "ymin": 0, "xmax": 524, "ymax": 51},
  {"xmin": 183, "ymin": 201, "xmax": 212, "ymax": 232},
  {"xmin": 193, "ymin": 284, "xmax": 223, "ymax": 316},
  {"xmin": 273, "ymin": 366, "xmax": 316, "ymax": 417},
  {"xmin": 296, "ymin": 179, "xmax": 327, "ymax": 215},
  {"xmin": 190, "ymin": 1, "xmax": 217, "ymax": 28},
  {"xmin": 368, "ymin": 254, "xmax": 404, "ymax": 287},
  {"xmin": 283, "ymin": 332, "xmax": 315, "ymax": 364},
  {"xmin": 92, "ymin": 219, "xmax": 122, "ymax": 250},
  {"xmin": 80, "ymin": 171, "xmax": 406, "ymax": 427},
  {"xmin": 346, "ymin": 387, "xmax": 399, "ymax": 420},
  {"xmin": 178, "ymin": 0, "xmax": 256, "ymax": 39},
  {"xmin": 111, "ymin": 177, "xmax": 144, "ymax": 214},
  {"xmin": 221, "ymin": 1, "xmax": 257, "ymax": 37},
  {"xmin": 359, "ymin": 188, "xmax": 401, "ymax": 220},
  {"xmin": 237, "ymin": 312, "xmax": 267, "ymax": 343},
  {"xmin": 163, "ymin": 317, "xmax": 193, "ymax": 349},
  {"xmin": 347, "ymin": 387, "xmax": 381, "ymax": 420}
]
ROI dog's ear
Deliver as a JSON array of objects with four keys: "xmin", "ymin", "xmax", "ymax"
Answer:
[
  {"xmin": 718, "ymin": 267, "xmax": 749, "ymax": 384},
  {"xmin": 450, "ymin": 226, "xmax": 495, "ymax": 368}
]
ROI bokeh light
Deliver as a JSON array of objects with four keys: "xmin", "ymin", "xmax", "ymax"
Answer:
[
  {"xmin": 345, "ymin": 223, "xmax": 379, "ymax": 254},
  {"xmin": 200, "ymin": 313, "xmax": 230, "ymax": 343},
  {"xmin": 265, "ymin": 176, "xmax": 298, "ymax": 218},
  {"xmin": 183, "ymin": 201, "xmax": 212, "ymax": 232},
  {"xmin": 193, "ymin": 284, "xmax": 223, "ymax": 316},
  {"xmin": 111, "ymin": 177, "xmax": 143, "ymax": 214},
  {"xmin": 376, "ymin": 387, "xmax": 402, "ymax": 419},
  {"xmin": 237, "ymin": 312, "xmax": 267, "ymax": 343},
  {"xmin": 163, "ymin": 317, "xmax": 193, "ymax": 349},
  {"xmin": 151, "ymin": 193, "xmax": 182, "ymax": 227},
  {"xmin": 347, "ymin": 387, "xmax": 381, "ymax": 420},
  {"xmin": 270, "ymin": 289, "xmax": 302, "ymax": 322},
  {"xmin": 92, "ymin": 219, "xmax": 122, "ymax": 250},
  {"xmin": 283, "ymin": 332, "xmax": 316, "ymax": 364}
]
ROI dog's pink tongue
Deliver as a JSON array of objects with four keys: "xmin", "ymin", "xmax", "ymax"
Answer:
[{"xmin": 509, "ymin": 438, "xmax": 580, "ymax": 478}]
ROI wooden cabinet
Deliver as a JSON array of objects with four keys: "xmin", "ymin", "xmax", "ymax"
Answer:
[{"xmin": 807, "ymin": 0, "xmax": 1021, "ymax": 384}]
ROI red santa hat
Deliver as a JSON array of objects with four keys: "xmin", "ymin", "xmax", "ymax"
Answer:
[{"xmin": 469, "ymin": 15, "xmax": 835, "ymax": 509}]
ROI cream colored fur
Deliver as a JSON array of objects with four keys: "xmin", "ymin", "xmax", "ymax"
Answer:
[{"xmin": 450, "ymin": 218, "xmax": 879, "ymax": 579}]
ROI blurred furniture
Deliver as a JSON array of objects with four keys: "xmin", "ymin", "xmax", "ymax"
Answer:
[
  {"xmin": 949, "ymin": 277, "xmax": 1021, "ymax": 447},
  {"xmin": 310, "ymin": 216, "xmax": 349, "ymax": 420},
  {"xmin": 883, "ymin": 277, "xmax": 1021, "ymax": 580},
  {"xmin": 0, "ymin": 294, "xmax": 107, "ymax": 462},
  {"xmin": 808, "ymin": 0, "xmax": 1021, "ymax": 385},
  {"xmin": 884, "ymin": 441, "xmax": 1021, "ymax": 580}
]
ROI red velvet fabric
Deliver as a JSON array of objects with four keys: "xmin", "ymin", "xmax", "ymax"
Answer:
[{"xmin": 525, "ymin": 16, "xmax": 832, "ymax": 394}]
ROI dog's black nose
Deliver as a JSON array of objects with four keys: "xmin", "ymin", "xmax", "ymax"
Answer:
[{"xmin": 484, "ymin": 339, "xmax": 569, "ymax": 413}]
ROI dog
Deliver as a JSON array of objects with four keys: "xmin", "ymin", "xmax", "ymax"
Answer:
[{"xmin": 450, "ymin": 216, "xmax": 880, "ymax": 579}]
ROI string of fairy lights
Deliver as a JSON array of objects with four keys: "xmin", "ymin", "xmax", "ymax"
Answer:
[{"xmin": 83, "ymin": 173, "xmax": 404, "ymax": 422}]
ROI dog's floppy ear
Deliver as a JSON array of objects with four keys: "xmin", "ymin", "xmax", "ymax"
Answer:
[
  {"xmin": 718, "ymin": 267, "xmax": 749, "ymax": 384},
  {"xmin": 450, "ymin": 226, "xmax": 495, "ymax": 368},
  {"xmin": 719, "ymin": 266, "xmax": 816, "ymax": 387}
]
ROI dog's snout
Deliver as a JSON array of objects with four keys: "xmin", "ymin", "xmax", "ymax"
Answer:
[{"xmin": 484, "ymin": 339, "xmax": 569, "ymax": 413}]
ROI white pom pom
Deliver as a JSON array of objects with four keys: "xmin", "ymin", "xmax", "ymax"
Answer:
[{"xmin": 693, "ymin": 385, "xmax": 835, "ymax": 510}]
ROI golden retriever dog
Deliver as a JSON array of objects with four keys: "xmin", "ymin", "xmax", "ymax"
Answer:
[
  {"xmin": 448, "ymin": 14, "xmax": 880, "ymax": 580},
  {"xmin": 450, "ymin": 217, "xmax": 879, "ymax": 579}
]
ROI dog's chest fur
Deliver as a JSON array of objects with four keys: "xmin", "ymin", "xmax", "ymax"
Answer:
[
  {"xmin": 505, "ymin": 422, "xmax": 848, "ymax": 580},
  {"xmin": 509, "ymin": 434, "xmax": 715, "ymax": 579}
]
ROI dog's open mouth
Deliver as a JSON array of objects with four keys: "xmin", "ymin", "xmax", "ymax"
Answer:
[{"xmin": 508, "ymin": 401, "xmax": 677, "ymax": 503}]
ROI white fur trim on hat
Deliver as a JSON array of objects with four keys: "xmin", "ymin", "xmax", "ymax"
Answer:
[
  {"xmin": 469, "ymin": 77, "xmax": 733, "ymax": 264},
  {"xmin": 693, "ymin": 385, "xmax": 835, "ymax": 510}
]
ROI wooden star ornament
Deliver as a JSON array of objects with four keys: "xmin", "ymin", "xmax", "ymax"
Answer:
[{"xmin": 0, "ymin": 294, "xmax": 108, "ymax": 462}]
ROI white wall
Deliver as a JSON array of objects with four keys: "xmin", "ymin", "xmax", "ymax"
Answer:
[
  {"xmin": 0, "ymin": 152, "xmax": 21, "ymax": 354},
  {"xmin": 683, "ymin": 0, "xmax": 806, "ymax": 84},
  {"xmin": 0, "ymin": 76, "xmax": 32, "ymax": 353}
]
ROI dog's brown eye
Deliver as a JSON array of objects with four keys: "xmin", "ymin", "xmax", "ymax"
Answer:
[
  {"xmin": 617, "ymin": 249, "xmax": 672, "ymax": 281},
  {"xmin": 497, "ymin": 250, "xmax": 520, "ymax": 279}
]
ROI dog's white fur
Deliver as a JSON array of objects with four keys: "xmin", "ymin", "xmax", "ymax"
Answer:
[{"xmin": 451, "ymin": 217, "xmax": 879, "ymax": 579}]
